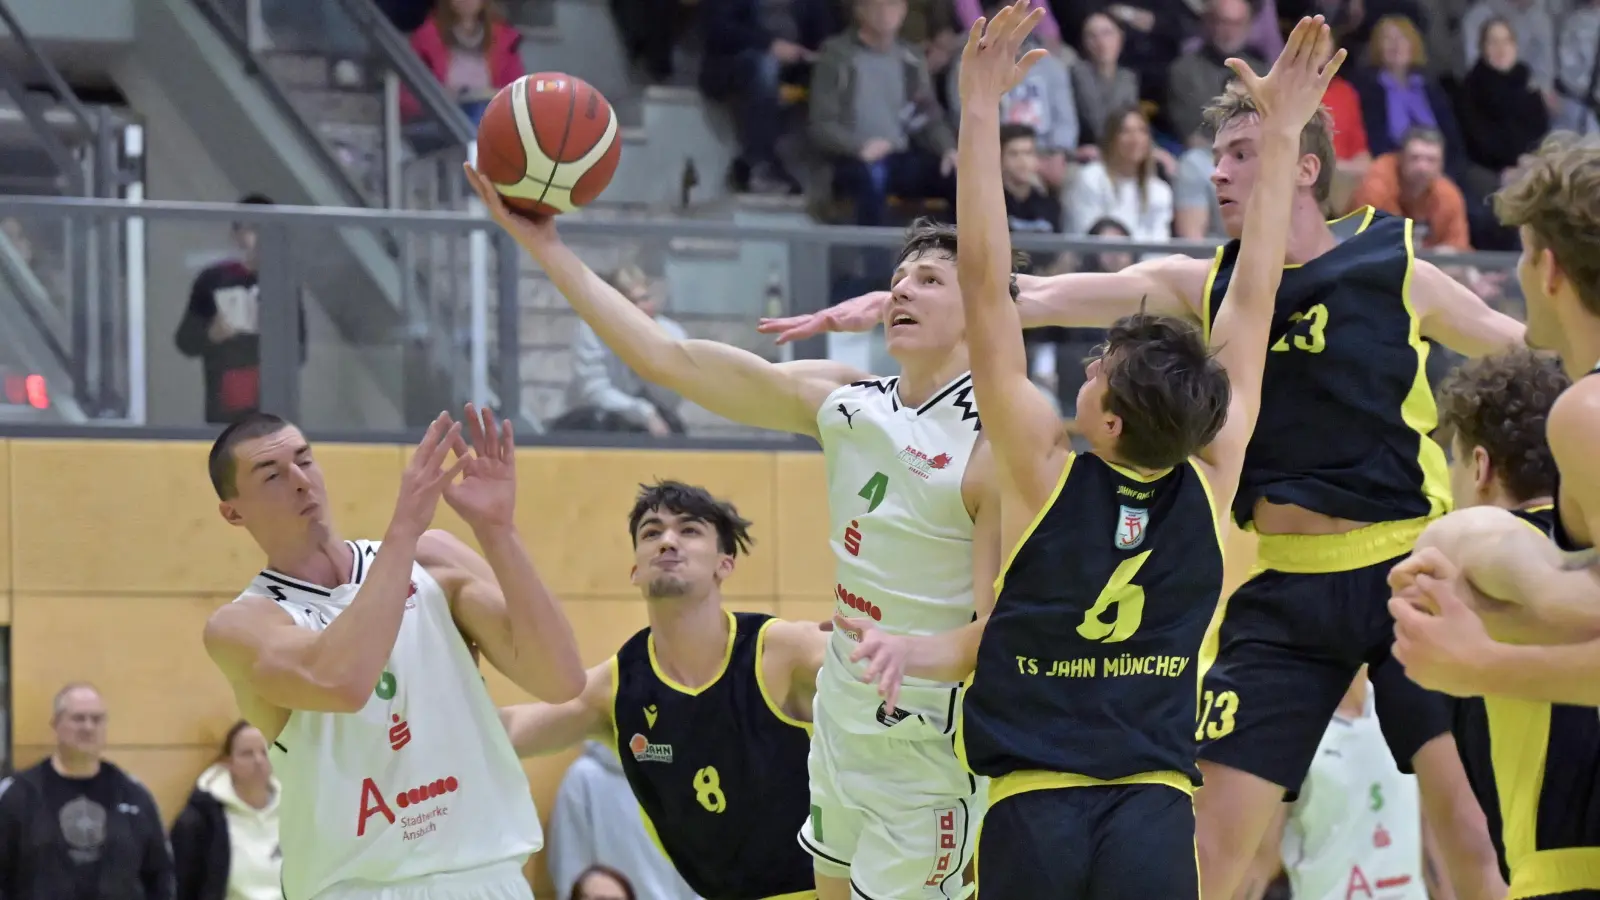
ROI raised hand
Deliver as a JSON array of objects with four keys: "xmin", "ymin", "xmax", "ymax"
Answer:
[
  {"xmin": 1226, "ymin": 15, "xmax": 1347, "ymax": 132},
  {"xmin": 958, "ymin": 0, "xmax": 1051, "ymax": 105},
  {"xmin": 392, "ymin": 412, "xmax": 469, "ymax": 539},
  {"xmin": 756, "ymin": 291, "xmax": 889, "ymax": 345},
  {"xmin": 443, "ymin": 403, "xmax": 519, "ymax": 533},
  {"xmin": 463, "ymin": 163, "xmax": 559, "ymax": 252}
]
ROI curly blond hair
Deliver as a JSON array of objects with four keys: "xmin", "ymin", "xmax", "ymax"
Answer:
[{"xmin": 1494, "ymin": 132, "xmax": 1600, "ymax": 316}]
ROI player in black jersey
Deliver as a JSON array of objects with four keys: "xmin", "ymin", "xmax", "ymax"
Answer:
[
  {"xmin": 1387, "ymin": 137, "xmax": 1600, "ymax": 899},
  {"xmin": 834, "ymin": 9, "xmax": 1339, "ymax": 897},
  {"xmin": 498, "ymin": 481, "xmax": 823, "ymax": 900}
]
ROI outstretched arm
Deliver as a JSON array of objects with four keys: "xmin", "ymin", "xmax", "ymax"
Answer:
[
  {"xmin": 501, "ymin": 660, "xmax": 616, "ymax": 756},
  {"xmin": 1412, "ymin": 261, "xmax": 1527, "ymax": 357},
  {"xmin": 465, "ymin": 166, "xmax": 862, "ymax": 438},
  {"xmin": 954, "ymin": 2, "xmax": 1064, "ymax": 515},
  {"xmin": 1198, "ymin": 19, "xmax": 1347, "ymax": 480}
]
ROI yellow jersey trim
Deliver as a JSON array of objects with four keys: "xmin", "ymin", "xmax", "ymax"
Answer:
[
  {"xmin": 1252, "ymin": 516, "xmax": 1433, "ymax": 574},
  {"xmin": 1200, "ymin": 246, "xmax": 1225, "ymax": 346},
  {"xmin": 994, "ymin": 451, "xmax": 1077, "ymax": 596},
  {"xmin": 1190, "ymin": 459, "xmax": 1230, "ymax": 714},
  {"xmin": 648, "ymin": 608, "xmax": 737, "ymax": 696},
  {"xmin": 1104, "ymin": 459, "xmax": 1175, "ymax": 483},
  {"xmin": 753, "ymin": 618, "xmax": 815, "ymax": 735},
  {"xmin": 1398, "ymin": 217, "xmax": 1455, "ymax": 519},
  {"xmin": 607, "ymin": 654, "xmax": 621, "ymax": 750},
  {"xmin": 990, "ymin": 769, "xmax": 1194, "ymax": 805}
]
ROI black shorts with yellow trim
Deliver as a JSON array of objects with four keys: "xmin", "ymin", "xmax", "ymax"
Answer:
[
  {"xmin": 975, "ymin": 772, "xmax": 1197, "ymax": 900},
  {"xmin": 1197, "ymin": 518, "xmax": 1454, "ymax": 797}
]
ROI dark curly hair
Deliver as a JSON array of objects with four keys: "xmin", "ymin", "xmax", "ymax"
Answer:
[
  {"xmin": 896, "ymin": 217, "xmax": 1025, "ymax": 300},
  {"xmin": 628, "ymin": 480, "xmax": 754, "ymax": 557},
  {"xmin": 1435, "ymin": 348, "xmax": 1569, "ymax": 503},
  {"xmin": 1098, "ymin": 314, "xmax": 1232, "ymax": 469}
]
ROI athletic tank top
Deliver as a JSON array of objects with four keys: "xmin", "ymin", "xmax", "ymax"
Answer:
[
  {"xmin": 1492, "ymin": 416, "xmax": 1600, "ymax": 898},
  {"xmin": 1282, "ymin": 688, "xmax": 1425, "ymax": 900},
  {"xmin": 957, "ymin": 453, "xmax": 1224, "ymax": 787},
  {"xmin": 246, "ymin": 540, "xmax": 542, "ymax": 900},
  {"xmin": 1202, "ymin": 208, "xmax": 1452, "ymax": 527},
  {"xmin": 612, "ymin": 611, "xmax": 814, "ymax": 900},
  {"xmin": 814, "ymin": 372, "xmax": 983, "ymax": 737}
]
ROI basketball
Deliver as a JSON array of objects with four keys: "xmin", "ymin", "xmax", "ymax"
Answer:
[{"xmin": 475, "ymin": 72, "xmax": 622, "ymax": 216}]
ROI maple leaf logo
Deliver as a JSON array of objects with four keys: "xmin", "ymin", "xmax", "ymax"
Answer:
[{"xmin": 929, "ymin": 453, "xmax": 952, "ymax": 469}]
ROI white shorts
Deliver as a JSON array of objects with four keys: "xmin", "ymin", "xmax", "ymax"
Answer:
[
  {"xmin": 797, "ymin": 707, "xmax": 985, "ymax": 900},
  {"xmin": 313, "ymin": 860, "xmax": 533, "ymax": 900}
]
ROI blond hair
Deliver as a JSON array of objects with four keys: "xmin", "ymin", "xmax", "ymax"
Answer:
[
  {"xmin": 1368, "ymin": 15, "xmax": 1426, "ymax": 69},
  {"xmin": 1495, "ymin": 132, "xmax": 1600, "ymax": 316},
  {"xmin": 1202, "ymin": 80, "xmax": 1337, "ymax": 202}
]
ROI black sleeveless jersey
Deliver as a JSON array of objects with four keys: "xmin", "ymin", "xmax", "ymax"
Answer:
[
  {"xmin": 1203, "ymin": 207, "xmax": 1452, "ymax": 527},
  {"xmin": 1452, "ymin": 504, "xmax": 1556, "ymax": 882},
  {"xmin": 958, "ymin": 453, "xmax": 1225, "ymax": 784},
  {"xmin": 612, "ymin": 611, "xmax": 814, "ymax": 900}
]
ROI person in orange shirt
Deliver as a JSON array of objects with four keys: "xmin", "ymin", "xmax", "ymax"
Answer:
[{"xmin": 1350, "ymin": 126, "xmax": 1473, "ymax": 250}]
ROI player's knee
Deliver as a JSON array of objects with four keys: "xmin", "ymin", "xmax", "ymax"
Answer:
[
  {"xmin": 812, "ymin": 869, "xmax": 850, "ymax": 900},
  {"xmin": 1194, "ymin": 762, "xmax": 1288, "ymax": 867}
]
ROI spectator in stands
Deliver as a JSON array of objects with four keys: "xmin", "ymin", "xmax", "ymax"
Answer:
[
  {"xmin": 1068, "ymin": 106, "xmax": 1174, "ymax": 241},
  {"xmin": 1351, "ymin": 127, "xmax": 1473, "ymax": 250},
  {"xmin": 700, "ymin": 0, "xmax": 834, "ymax": 194},
  {"xmin": 899, "ymin": 0, "xmax": 961, "ymax": 91},
  {"xmin": 946, "ymin": 0, "xmax": 1077, "ymax": 189},
  {"xmin": 170, "ymin": 721, "xmax": 282, "ymax": 900},
  {"xmin": 404, "ymin": 0, "xmax": 524, "ymax": 124},
  {"xmin": 1071, "ymin": 13, "xmax": 1140, "ymax": 153},
  {"xmin": 1095, "ymin": 0, "xmax": 1194, "ymax": 103},
  {"xmin": 1459, "ymin": 17, "xmax": 1551, "ymax": 200},
  {"xmin": 1165, "ymin": 0, "xmax": 1265, "ymax": 144},
  {"xmin": 1173, "ymin": 143, "xmax": 1224, "ymax": 238},
  {"xmin": 1000, "ymin": 124, "xmax": 1065, "ymax": 239},
  {"xmin": 810, "ymin": 0, "xmax": 956, "ymax": 226},
  {"xmin": 1350, "ymin": 15, "xmax": 1468, "ymax": 177},
  {"xmin": 569, "ymin": 864, "xmax": 638, "ymax": 900},
  {"xmin": 1030, "ymin": 217, "xmax": 1127, "ymax": 419},
  {"xmin": 1321, "ymin": 74, "xmax": 1371, "ymax": 171},
  {"xmin": 1462, "ymin": 0, "xmax": 1557, "ymax": 92},
  {"xmin": 954, "ymin": 0, "xmax": 1063, "ymax": 47},
  {"xmin": 548, "ymin": 742, "xmax": 699, "ymax": 900},
  {"xmin": 1556, "ymin": 0, "xmax": 1600, "ymax": 133},
  {"xmin": 175, "ymin": 194, "xmax": 308, "ymax": 426},
  {"xmin": 554, "ymin": 266, "xmax": 688, "ymax": 436},
  {"xmin": 0, "ymin": 683, "xmax": 174, "ymax": 900}
]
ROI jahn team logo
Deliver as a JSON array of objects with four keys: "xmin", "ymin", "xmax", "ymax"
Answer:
[
  {"xmin": 1115, "ymin": 506, "xmax": 1148, "ymax": 550},
  {"xmin": 629, "ymin": 733, "xmax": 673, "ymax": 763}
]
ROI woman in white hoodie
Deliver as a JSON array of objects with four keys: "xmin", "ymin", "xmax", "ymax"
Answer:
[{"xmin": 170, "ymin": 720, "xmax": 282, "ymax": 900}]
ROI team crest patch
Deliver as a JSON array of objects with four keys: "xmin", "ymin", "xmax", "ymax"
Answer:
[
  {"xmin": 628, "ymin": 733, "xmax": 673, "ymax": 763},
  {"xmin": 1115, "ymin": 506, "xmax": 1149, "ymax": 550}
]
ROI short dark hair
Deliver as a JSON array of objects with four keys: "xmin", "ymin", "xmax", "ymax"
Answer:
[
  {"xmin": 895, "ymin": 217, "xmax": 1024, "ymax": 300},
  {"xmin": 999, "ymin": 123, "xmax": 1037, "ymax": 149},
  {"xmin": 209, "ymin": 412, "xmax": 293, "ymax": 500},
  {"xmin": 1098, "ymin": 314, "xmax": 1231, "ymax": 469},
  {"xmin": 570, "ymin": 864, "xmax": 636, "ymax": 900},
  {"xmin": 1401, "ymin": 126, "xmax": 1445, "ymax": 151},
  {"xmin": 628, "ymin": 480, "xmax": 754, "ymax": 557},
  {"xmin": 220, "ymin": 719, "xmax": 254, "ymax": 757},
  {"xmin": 1435, "ymin": 348, "xmax": 1568, "ymax": 503}
]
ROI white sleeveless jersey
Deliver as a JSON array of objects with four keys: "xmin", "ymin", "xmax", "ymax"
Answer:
[
  {"xmin": 244, "ymin": 540, "xmax": 542, "ymax": 900},
  {"xmin": 814, "ymin": 372, "xmax": 983, "ymax": 737},
  {"xmin": 1282, "ymin": 689, "xmax": 1425, "ymax": 900}
]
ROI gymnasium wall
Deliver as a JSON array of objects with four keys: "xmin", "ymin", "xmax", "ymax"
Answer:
[{"xmin": 0, "ymin": 436, "xmax": 1257, "ymax": 897}]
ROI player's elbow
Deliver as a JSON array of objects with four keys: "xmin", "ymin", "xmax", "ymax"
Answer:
[
  {"xmin": 252, "ymin": 655, "xmax": 371, "ymax": 713},
  {"xmin": 541, "ymin": 667, "xmax": 587, "ymax": 706}
]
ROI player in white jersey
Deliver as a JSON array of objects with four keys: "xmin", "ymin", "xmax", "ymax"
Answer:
[
  {"xmin": 464, "ymin": 167, "xmax": 1000, "ymax": 900},
  {"xmin": 202, "ymin": 407, "xmax": 587, "ymax": 900},
  {"xmin": 1244, "ymin": 673, "xmax": 1433, "ymax": 900}
]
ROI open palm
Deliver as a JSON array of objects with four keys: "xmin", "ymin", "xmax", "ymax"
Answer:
[
  {"xmin": 1226, "ymin": 15, "xmax": 1347, "ymax": 131},
  {"xmin": 443, "ymin": 403, "xmax": 518, "ymax": 531}
]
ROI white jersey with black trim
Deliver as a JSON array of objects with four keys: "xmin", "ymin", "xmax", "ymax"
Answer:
[
  {"xmin": 814, "ymin": 372, "xmax": 983, "ymax": 737},
  {"xmin": 1282, "ymin": 687, "xmax": 1425, "ymax": 900},
  {"xmin": 243, "ymin": 540, "xmax": 541, "ymax": 900}
]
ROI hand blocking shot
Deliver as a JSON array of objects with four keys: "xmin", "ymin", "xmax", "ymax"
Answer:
[{"xmin": 201, "ymin": 405, "xmax": 585, "ymax": 900}]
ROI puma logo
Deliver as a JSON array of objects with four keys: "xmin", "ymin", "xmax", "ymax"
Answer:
[
  {"xmin": 644, "ymin": 705, "xmax": 658, "ymax": 728},
  {"xmin": 838, "ymin": 404, "xmax": 856, "ymax": 428}
]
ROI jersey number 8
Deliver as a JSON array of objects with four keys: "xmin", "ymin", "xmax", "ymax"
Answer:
[
  {"xmin": 694, "ymin": 766, "xmax": 727, "ymax": 813},
  {"xmin": 1270, "ymin": 304, "xmax": 1329, "ymax": 354}
]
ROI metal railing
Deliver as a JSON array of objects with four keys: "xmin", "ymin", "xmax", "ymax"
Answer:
[{"xmin": 0, "ymin": 194, "xmax": 1525, "ymax": 446}]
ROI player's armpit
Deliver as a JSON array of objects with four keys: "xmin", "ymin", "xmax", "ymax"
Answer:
[
  {"xmin": 970, "ymin": 464, "xmax": 1003, "ymax": 620},
  {"xmin": 500, "ymin": 660, "xmax": 615, "ymax": 757},
  {"xmin": 1411, "ymin": 260, "xmax": 1526, "ymax": 357},
  {"xmin": 1014, "ymin": 256, "xmax": 1201, "ymax": 330},
  {"xmin": 764, "ymin": 619, "xmax": 829, "ymax": 698},
  {"xmin": 203, "ymin": 599, "xmax": 373, "ymax": 714}
]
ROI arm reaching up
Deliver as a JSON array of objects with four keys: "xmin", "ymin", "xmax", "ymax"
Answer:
[
  {"xmin": 1195, "ymin": 18, "xmax": 1347, "ymax": 489},
  {"xmin": 466, "ymin": 166, "xmax": 863, "ymax": 439}
]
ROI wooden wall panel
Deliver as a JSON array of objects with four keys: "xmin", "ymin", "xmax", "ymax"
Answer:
[
  {"xmin": 0, "ymin": 439, "xmax": 10, "ymax": 592},
  {"xmin": 774, "ymin": 453, "xmax": 832, "ymax": 601},
  {"xmin": 11, "ymin": 593, "xmax": 237, "ymax": 747}
]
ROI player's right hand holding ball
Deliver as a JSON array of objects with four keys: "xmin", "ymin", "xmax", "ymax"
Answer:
[
  {"xmin": 463, "ymin": 163, "xmax": 559, "ymax": 255},
  {"xmin": 391, "ymin": 412, "xmax": 469, "ymax": 540},
  {"xmin": 830, "ymin": 614, "xmax": 910, "ymax": 712}
]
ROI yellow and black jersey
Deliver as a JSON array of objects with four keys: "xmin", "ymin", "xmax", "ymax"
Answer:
[
  {"xmin": 1202, "ymin": 207, "xmax": 1451, "ymax": 528},
  {"xmin": 612, "ymin": 611, "xmax": 815, "ymax": 900},
  {"xmin": 957, "ymin": 452, "xmax": 1225, "ymax": 795}
]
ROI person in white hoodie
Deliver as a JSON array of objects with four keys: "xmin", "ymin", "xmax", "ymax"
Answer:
[{"xmin": 170, "ymin": 721, "xmax": 282, "ymax": 900}]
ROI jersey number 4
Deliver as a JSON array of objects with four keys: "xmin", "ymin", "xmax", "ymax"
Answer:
[{"xmin": 1270, "ymin": 303, "xmax": 1329, "ymax": 354}]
